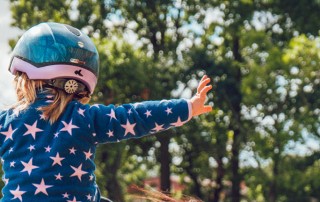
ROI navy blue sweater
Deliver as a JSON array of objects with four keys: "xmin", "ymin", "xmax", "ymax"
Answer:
[{"xmin": 0, "ymin": 92, "xmax": 192, "ymax": 201}]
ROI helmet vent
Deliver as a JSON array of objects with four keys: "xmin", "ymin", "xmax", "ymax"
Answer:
[{"xmin": 65, "ymin": 25, "xmax": 81, "ymax": 36}]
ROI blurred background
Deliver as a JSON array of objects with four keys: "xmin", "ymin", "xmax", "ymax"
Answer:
[{"xmin": 1, "ymin": 0, "xmax": 320, "ymax": 201}]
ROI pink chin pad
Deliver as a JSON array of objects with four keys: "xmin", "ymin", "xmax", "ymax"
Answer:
[{"xmin": 10, "ymin": 57, "xmax": 97, "ymax": 94}]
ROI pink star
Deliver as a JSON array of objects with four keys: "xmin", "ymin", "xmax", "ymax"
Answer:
[
  {"xmin": 55, "ymin": 173, "xmax": 63, "ymax": 180},
  {"xmin": 78, "ymin": 108, "xmax": 85, "ymax": 117},
  {"xmin": 0, "ymin": 124, "xmax": 16, "ymax": 142},
  {"xmin": 50, "ymin": 153, "xmax": 65, "ymax": 166},
  {"xmin": 21, "ymin": 158, "xmax": 39, "ymax": 175},
  {"xmin": 67, "ymin": 196, "xmax": 80, "ymax": 202},
  {"xmin": 10, "ymin": 161, "xmax": 16, "ymax": 167},
  {"xmin": 171, "ymin": 117, "xmax": 186, "ymax": 127},
  {"xmin": 89, "ymin": 174, "xmax": 94, "ymax": 181},
  {"xmin": 60, "ymin": 120, "xmax": 79, "ymax": 135},
  {"xmin": 152, "ymin": 123, "xmax": 164, "ymax": 132},
  {"xmin": 121, "ymin": 119, "xmax": 136, "ymax": 136},
  {"xmin": 70, "ymin": 164, "xmax": 88, "ymax": 181},
  {"xmin": 165, "ymin": 107, "xmax": 173, "ymax": 115},
  {"xmin": 107, "ymin": 109, "xmax": 117, "ymax": 120},
  {"xmin": 23, "ymin": 121, "xmax": 43, "ymax": 139},
  {"xmin": 84, "ymin": 149, "xmax": 93, "ymax": 160},
  {"xmin": 62, "ymin": 192, "xmax": 70, "ymax": 198},
  {"xmin": 144, "ymin": 110, "xmax": 152, "ymax": 118},
  {"xmin": 69, "ymin": 147, "xmax": 77, "ymax": 155},
  {"xmin": 39, "ymin": 113, "xmax": 46, "ymax": 120},
  {"xmin": 28, "ymin": 145, "xmax": 35, "ymax": 152},
  {"xmin": 106, "ymin": 130, "xmax": 114, "ymax": 137},
  {"xmin": 44, "ymin": 146, "xmax": 52, "ymax": 152},
  {"xmin": 86, "ymin": 194, "xmax": 92, "ymax": 200},
  {"xmin": 10, "ymin": 185, "xmax": 26, "ymax": 202},
  {"xmin": 33, "ymin": 178, "xmax": 53, "ymax": 195}
]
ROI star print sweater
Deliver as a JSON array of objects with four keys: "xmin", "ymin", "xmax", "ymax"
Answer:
[{"xmin": 0, "ymin": 92, "xmax": 192, "ymax": 202}]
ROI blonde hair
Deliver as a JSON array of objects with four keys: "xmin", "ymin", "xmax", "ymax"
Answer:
[
  {"xmin": 12, "ymin": 72, "xmax": 91, "ymax": 124},
  {"xmin": 130, "ymin": 185, "xmax": 202, "ymax": 202}
]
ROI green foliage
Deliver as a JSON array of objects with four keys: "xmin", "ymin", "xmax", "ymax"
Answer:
[{"xmin": 7, "ymin": 0, "xmax": 320, "ymax": 201}]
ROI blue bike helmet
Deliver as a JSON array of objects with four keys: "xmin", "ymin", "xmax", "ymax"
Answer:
[{"xmin": 9, "ymin": 22, "xmax": 99, "ymax": 95}]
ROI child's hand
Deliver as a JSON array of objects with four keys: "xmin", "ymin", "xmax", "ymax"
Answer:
[{"xmin": 190, "ymin": 75, "xmax": 213, "ymax": 117}]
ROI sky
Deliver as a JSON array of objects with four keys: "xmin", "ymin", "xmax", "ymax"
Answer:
[{"xmin": 0, "ymin": 0, "xmax": 21, "ymax": 107}]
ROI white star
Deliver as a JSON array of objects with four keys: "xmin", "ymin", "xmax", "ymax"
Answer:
[
  {"xmin": 55, "ymin": 173, "xmax": 63, "ymax": 180},
  {"xmin": 121, "ymin": 119, "xmax": 136, "ymax": 136},
  {"xmin": 60, "ymin": 120, "xmax": 79, "ymax": 135},
  {"xmin": 33, "ymin": 178, "xmax": 53, "ymax": 195},
  {"xmin": 21, "ymin": 158, "xmax": 39, "ymax": 175},
  {"xmin": 78, "ymin": 108, "xmax": 85, "ymax": 117},
  {"xmin": 165, "ymin": 107, "xmax": 173, "ymax": 115},
  {"xmin": 10, "ymin": 185, "xmax": 26, "ymax": 202},
  {"xmin": 9, "ymin": 147, "xmax": 14, "ymax": 153},
  {"xmin": 144, "ymin": 110, "xmax": 152, "ymax": 118},
  {"xmin": 44, "ymin": 146, "xmax": 52, "ymax": 152},
  {"xmin": 107, "ymin": 109, "xmax": 117, "ymax": 120},
  {"xmin": 83, "ymin": 149, "xmax": 93, "ymax": 160},
  {"xmin": 50, "ymin": 153, "xmax": 65, "ymax": 166},
  {"xmin": 171, "ymin": 117, "xmax": 186, "ymax": 127},
  {"xmin": 106, "ymin": 130, "xmax": 114, "ymax": 138},
  {"xmin": 62, "ymin": 192, "xmax": 70, "ymax": 198},
  {"xmin": 54, "ymin": 133, "xmax": 59, "ymax": 138},
  {"xmin": 10, "ymin": 161, "xmax": 16, "ymax": 167},
  {"xmin": 23, "ymin": 120, "xmax": 43, "ymax": 139},
  {"xmin": 86, "ymin": 194, "xmax": 92, "ymax": 200},
  {"xmin": 28, "ymin": 145, "xmax": 35, "ymax": 152},
  {"xmin": 152, "ymin": 123, "xmax": 165, "ymax": 132},
  {"xmin": 67, "ymin": 196, "xmax": 80, "ymax": 202},
  {"xmin": 70, "ymin": 164, "xmax": 88, "ymax": 181},
  {"xmin": 0, "ymin": 124, "xmax": 16, "ymax": 142},
  {"xmin": 89, "ymin": 174, "xmax": 94, "ymax": 181},
  {"xmin": 69, "ymin": 147, "xmax": 77, "ymax": 155},
  {"xmin": 127, "ymin": 108, "xmax": 133, "ymax": 115}
]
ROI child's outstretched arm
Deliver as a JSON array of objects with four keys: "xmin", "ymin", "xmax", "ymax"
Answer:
[
  {"xmin": 190, "ymin": 75, "xmax": 213, "ymax": 116},
  {"xmin": 85, "ymin": 75, "xmax": 212, "ymax": 143}
]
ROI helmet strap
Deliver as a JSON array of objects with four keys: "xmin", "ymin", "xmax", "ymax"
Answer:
[{"xmin": 44, "ymin": 79, "xmax": 89, "ymax": 97}]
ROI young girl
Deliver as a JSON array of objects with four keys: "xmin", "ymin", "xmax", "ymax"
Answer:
[{"xmin": 0, "ymin": 22, "xmax": 212, "ymax": 202}]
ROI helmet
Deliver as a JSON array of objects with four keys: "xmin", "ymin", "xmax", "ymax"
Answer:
[{"xmin": 9, "ymin": 22, "xmax": 99, "ymax": 95}]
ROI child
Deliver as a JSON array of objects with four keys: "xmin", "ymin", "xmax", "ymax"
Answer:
[{"xmin": 0, "ymin": 22, "xmax": 212, "ymax": 202}]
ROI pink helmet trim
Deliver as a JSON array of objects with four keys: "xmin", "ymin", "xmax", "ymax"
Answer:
[{"xmin": 10, "ymin": 57, "xmax": 97, "ymax": 94}]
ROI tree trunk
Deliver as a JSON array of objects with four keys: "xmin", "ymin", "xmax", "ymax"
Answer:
[
  {"xmin": 269, "ymin": 151, "xmax": 280, "ymax": 202},
  {"xmin": 157, "ymin": 133, "xmax": 171, "ymax": 192},
  {"xmin": 184, "ymin": 149, "xmax": 203, "ymax": 199},
  {"xmin": 101, "ymin": 147, "xmax": 125, "ymax": 202},
  {"xmin": 212, "ymin": 157, "xmax": 224, "ymax": 202},
  {"xmin": 230, "ymin": 35, "xmax": 243, "ymax": 202}
]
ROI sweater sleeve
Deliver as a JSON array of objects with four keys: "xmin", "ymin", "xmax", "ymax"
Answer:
[{"xmin": 87, "ymin": 99, "xmax": 192, "ymax": 144}]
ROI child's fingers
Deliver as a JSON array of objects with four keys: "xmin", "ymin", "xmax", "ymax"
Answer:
[
  {"xmin": 199, "ymin": 85, "xmax": 212, "ymax": 97},
  {"xmin": 203, "ymin": 105, "xmax": 213, "ymax": 113},
  {"xmin": 197, "ymin": 78, "xmax": 211, "ymax": 93},
  {"xmin": 200, "ymin": 75, "xmax": 208, "ymax": 83}
]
